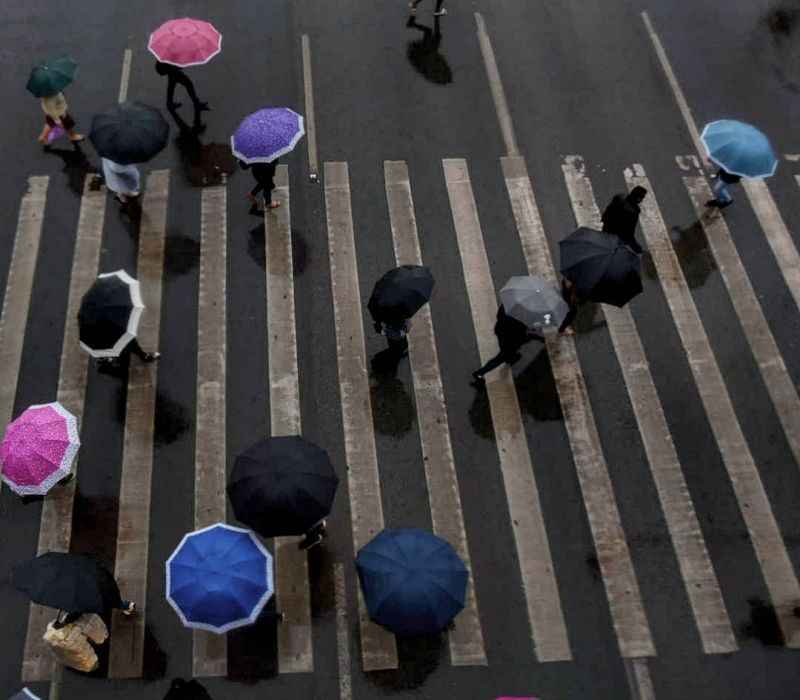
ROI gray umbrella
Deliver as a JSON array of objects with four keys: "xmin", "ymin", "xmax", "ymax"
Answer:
[
  {"xmin": 499, "ymin": 275, "xmax": 568, "ymax": 330},
  {"xmin": 10, "ymin": 689, "xmax": 41, "ymax": 700}
]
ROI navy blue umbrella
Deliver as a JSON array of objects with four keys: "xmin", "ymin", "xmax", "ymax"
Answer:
[{"xmin": 355, "ymin": 528, "xmax": 468, "ymax": 636}]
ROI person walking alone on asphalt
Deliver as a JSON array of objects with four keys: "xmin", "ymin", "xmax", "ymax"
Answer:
[
  {"xmin": 155, "ymin": 61, "xmax": 210, "ymax": 121},
  {"xmin": 601, "ymin": 186, "xmax": 647, "ymax": 254},
  {"xmin": 38, "ymin": 91, "xmax": 84, "ymax": 144},
  {"xmin": 375, "ymin": 317, "xmax": 410, "ymax": 360},
  {"xmin": 706, "ymin": 167, "xmax": 740, "ymax": 209},
  {"xmin": 101, "ymin": 157, "xmax": 141, "ymax": 206},
  {"xmin": 239, "ymin": 159, "xmax": 280, "ymax": 212},
  {"xmin": 409, "ymin": 0, "xmax": 447, "ymax": 16}
]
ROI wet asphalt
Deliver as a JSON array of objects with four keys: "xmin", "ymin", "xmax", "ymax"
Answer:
[{"xmin": 1, "ymin": 0, "xmax": 800, "ymax": 698}]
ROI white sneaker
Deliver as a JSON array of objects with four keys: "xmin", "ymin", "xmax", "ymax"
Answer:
[{"xmin": 434, "ymin": 7, "xmax": 447, "ymax": 15}]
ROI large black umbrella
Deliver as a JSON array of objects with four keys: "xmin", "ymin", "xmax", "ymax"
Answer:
[
  {"xmin": 227, "ymin": 436, "xmax": 339, "ymax": 537},
  {"xmin": 559, "ymin": 227, "xmax": 642, "ymax": 307},
  {"xmin": 13, "ymin": 552, "xmax": 123, "ymax": 614},
  {"xmin": 78, "ymin": 270, "xmax": 144, "ymax": 358},
  {"xmin": 368, "ymin": 265, "xmax": 435, "ymax": 323},
  {"xmin": 90, "ymin": 101, "xmax": 169, "ymax": 165}
]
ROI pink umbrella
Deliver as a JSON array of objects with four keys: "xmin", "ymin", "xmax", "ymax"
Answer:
[
  {"xmin": 1, "ymin": 402, "xmax": 80, "ymax": 496},
  {"xmin": 148, "ymin": 18, "xmax": 222, "ymax": 67}
]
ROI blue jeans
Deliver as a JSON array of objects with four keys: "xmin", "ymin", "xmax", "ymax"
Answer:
[{"xmin": 712, "ymin": 178, "xmax": 733, "ymax": 204}]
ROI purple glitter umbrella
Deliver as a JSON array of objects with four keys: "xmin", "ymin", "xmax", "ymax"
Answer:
[{"xmin": 231, "ymin": 108, "xmax": 305, "ymax": 164}]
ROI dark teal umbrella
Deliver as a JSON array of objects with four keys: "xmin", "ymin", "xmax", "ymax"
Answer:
[{"xmin": 26, "ymin": 56, "xmax": 77, "ymax": 98}]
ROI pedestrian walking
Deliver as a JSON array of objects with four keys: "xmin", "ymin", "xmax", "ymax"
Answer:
[
  {"xmin": 43, "ymin": 611, "xmax": 108, "ymax": 673},
  {"xmin": 471, "ymin": 305, "xmax": 542, "ymax": 383},
  {"xmin": 155, "ymin": 61, "xmax": 210, "ymax": 121},
  {"xmin": 38, "ymin": 92, "xmax": 84, "ymax": 144},
  {"xmin": 101, "ymin": 157, "xmax": 141, "ymax": 204},
  {"xmin": 601, "ymin": 186, "xmax": 647, "ymax": 253},
  {"xmin": 409, "ymin": 0, "xmax": 447, "ymax": 16},
  {"xmin": 97, "ymin": 338, "xmax": 159, "ymax": 368},
  {"xmin": 706, "ymin": 168, "xmax": 741, "ymax": 209},
  {"xmin": 239, "ymin": 159, "xmax": 280, "ymax": 212},
  {"xmin": 298, "ymin": 519, "xmax": 327, "ymax": 551},
  {"xmin": 375, "ymin": 318, "xmax": 410, "ymax": 359}
]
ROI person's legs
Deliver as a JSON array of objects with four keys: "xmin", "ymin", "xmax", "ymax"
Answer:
[
  {"xmin": 473, "ymin": 351, "xmax": 506, "ymax": 379},
  {"xmin": 387, "ymin": 335, "xmax": 408, "ymax": 358},
  {"xmin": 712, "ymin": 178, "xmax": 732, "ymax": 204},
  {"xmin": 434, "ymin": 0, "xmax": 447, "ymax": 13},
  {"xmin": 118, "ymin": 600, "xmax": 137, "ymax": 616},
  {"xmin": 127, "ymin": 338, "xmax": 159, "ymax": 363}
]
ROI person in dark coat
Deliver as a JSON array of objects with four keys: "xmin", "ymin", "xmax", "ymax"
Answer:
[
  {"xmin": 601, "ymin": 186, "xmax": 647, "ymax": 254},
  {"xmin": 155, "ymin": 61, "xmax": 210, "ymax": 124},
  {"xmin": 706, "ymin": 167, "xmax": 740, "ymax": 209},
  {"xmin": 374, "ymin": 317, "xmax": 410, "ymax": 359},
  {"xmin": 239, "ymin": 159, "xmax": 280, "ymax": 212}
]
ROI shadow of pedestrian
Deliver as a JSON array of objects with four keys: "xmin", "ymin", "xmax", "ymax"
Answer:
[
  {"xmin": 168, "ymin": 106, "xmax": 235, "ymax": 187},
  {"xmin": 42, "ymin": 141, "xmax": 99, "ymax": 196},
  {"xmin": 514, "ymin": 347, "xmax": 563, "ymax": 422},
  {"xmin": 406, "ymin": 16, "xmax": 452, "ymax": 85},
  {"xmin": 370, "ymin": 369, "xmax": 415, "ymax": 437}
]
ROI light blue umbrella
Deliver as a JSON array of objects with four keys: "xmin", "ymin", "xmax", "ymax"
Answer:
[
  {"xmin": 166, "ymin": 523, "xmax": 273, "ymax": 634},
  {"xmin": 701, "ymin": 120, "xmax": 777, "ymax": 179}
]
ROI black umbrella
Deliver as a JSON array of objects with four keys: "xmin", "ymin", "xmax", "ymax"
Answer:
[
  {"xmin": 13, "ymin": 552, "xmax": 123, "ymax": 614},
  {"xmin": 227, "ymin": 436, "xmax": 339, "ymax": 537},
  {"xmin": 90, "ymin": 101, "xmax": 169, "ymax": 165},
  {"xmin": 559, "ymin": 227, "xmax": 642, "ymax": 307},
  {"xmin": 78, "ymin": 270, "xmax": 144, "ymax": 358},
  {"xmin": 368, "ymin": 265, "xmax": 435, "ymax": 323}
]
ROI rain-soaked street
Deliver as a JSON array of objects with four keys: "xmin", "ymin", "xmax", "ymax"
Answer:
[{"xmin": 2, "ymin": 1, "xmax": 800, "ymax": 698}]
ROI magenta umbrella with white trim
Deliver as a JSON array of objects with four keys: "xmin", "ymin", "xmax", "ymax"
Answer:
[
  {"xmin": 148, "ymin": 18, "xmax": 222, "ymax": 67},
  {"xmin": 1, "ymin": 403, "xmax": 79, "ymax": 496}
]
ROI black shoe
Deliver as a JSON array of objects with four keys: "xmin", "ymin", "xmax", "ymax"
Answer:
[
  {"xmin": 705, "ymin": 199, "xmax": 719, "ymax": 208},
  {"xmin": 471, "ymin": 371, "xmax": 485, "ymax": 385},
  {"xmin": 718, "ymin": 200, "xmax": 733, "ymax": 209},
  {"xmin": 197, "ymin": 102, "xmax": 211, "ymax": 112},
  {"xmin": 142, "ymin": 352, "xmax": 161, "ymax": 363}
]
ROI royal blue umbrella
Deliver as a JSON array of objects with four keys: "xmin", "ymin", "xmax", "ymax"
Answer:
[
  {"xmin": 701, "ymin": 120, "xmax": 778, "ymax": 179},
  {"xmin": 355, "ymin": 528, "xmax": 468, "ymax": 636},
  {"xmin": 166, "ymin": 523, "xmax": 273, "ymax": 634},
  {"xmin": 231, "ymin": 108, "xmax": 305, "ymax": 164}
]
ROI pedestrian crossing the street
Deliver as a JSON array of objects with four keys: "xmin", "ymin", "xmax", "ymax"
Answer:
[{"xmin": 6, "ymin": 150, "xmax": 800, "ymax": 690}]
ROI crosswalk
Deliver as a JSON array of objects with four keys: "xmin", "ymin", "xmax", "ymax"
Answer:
[{"xmin": 6, "ymin": 150, "xmax": 800, "ymax": 690}]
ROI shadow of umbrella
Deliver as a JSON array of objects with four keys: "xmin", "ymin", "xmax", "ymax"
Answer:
[
  {"xmin": 514, "ymin": 347, "xmax": 563, "ymax": 421},
  {"xmin": 406, "ymin": 17, "xmax": 452, "ymax": 85},
  {"xmin": 640, "ymin": 220, "xmax": 717, "ymax": 289},
  {"xmin": 168, "ymin": 106, "xmax": 236, "ymax": 187}
]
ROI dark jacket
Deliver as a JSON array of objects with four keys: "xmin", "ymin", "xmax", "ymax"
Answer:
[
  {"xmin": 718, "ymin": 168, "xmax": 741, "ymax": 185},
  {"xmin": 495, "ymin": 305, "xmax": 537, "ymax": 353},
  {"xmin": 601, "ymin": 194, "xmax": 643, "ymax": 254}
]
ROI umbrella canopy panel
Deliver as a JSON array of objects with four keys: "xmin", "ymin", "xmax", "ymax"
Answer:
[
  {"xmin": 1, "ymin": 402, "xmax": 80, "ymax": 496},
  {"xmin": 499, "ymin": 275, "xmax": 568, "ymax": 330},
  {"xmin": 228, "ymin": 436, "xmax": 339, "ymax": 537},
  {"xmin": 13, "ymin": 552, "xmax": 123, "ymax": 614},
  {"xmin": 701, "ymin": 119, "xmax": 778, "ymax": 179},
  {"xmin": 166, "ymin": 523, "xmax": 274, "ymax": 634},
  {"xmin": 26, "ymin": 56, "xmax": 77, "ymax": 97},
  {"xmin": 231, "ymin": 108, "xmax": 305, "ymax": 164},
  {"xmin": 368, "ymin": 265, "xmax": 435, "ymax": 323},
  {"xmin": 90, "ymin": 101, "xmax": 169, "ymax": 165},
  {"xmin": 78, "ymin": 270, "xmax": 144, "ymax": 358},
  {"xmin": 356, "ymin": 528, "xmax": 468, "ymax": 636},
  {"xmin": 559, "ymin": 227, "xmax": 642, "ymax": 308},
  {"xmin": 9, "ymin": 689, "xmax": 42, "ymax": 700},
  {"xmin": 148, "ymin": 18, "xmax": 222, "ymax": 67}
]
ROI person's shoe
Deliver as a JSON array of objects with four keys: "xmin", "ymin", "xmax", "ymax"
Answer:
[
  {"xmin": 122, "ymin": 601, "xmax": 137, "ymax": 616},
  {"xmin": 718, "ymin": 200, "xmax": 733, "ymax": 209},
  {"xmin": 268, "ymin": 200, "xmax": 281, "ymax": 209},
  {"xmin": 705, "ymin": 199, "xmax": 719, "ymax": 208},
  {"xmin": 68, "ymin": 133, "xmax": 85, "ymax": 142},
  {"xmin": 277, "ymin": 612, "xmax": 285, "ymax": 623},
  {"xmin": 434, "ymin": 7, "xmax": 447, "ymax": 15},
  {"xmin": 143, "ymin": 352, "xmax": 161, "ymax": 363},
  {"xmin": 471, "ymin": 371, "xmax": 485, "ymax": 385}
]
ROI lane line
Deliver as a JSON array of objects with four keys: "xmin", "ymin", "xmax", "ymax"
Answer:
[
  {"xmin": 678, "ymin": 175, "xmax": 800, "ymax": 646},
  {"xmin": 474, "ymin": 13, "xmax": 519, "ymax": 157},
  {"xmin": 384, "ymin": 160, "xmax": 487, "ymax": 666},
  {"xmin": 192, "ymin": 184, "xmax": 228, "ymax": 677},
  {"xmin": 22, "ymin": 176, "xmax": 107, "ymax": 682},
  {"xmin": 561, "ymin": 157, "xmax": 657, "ymax": 658},
  {"xmin": 108, "ymin": 170, "xmax": 170, "ymax": 678},
  {"xmin": 443, "ymin": 157, "xmax": 571, "ymax": 662},
  {"xmin": 0, "ymin": 176, "xmax": 49, "ymax": 431},
  {"xmin": 334, "ymin": 563, "xmax": 353, "ymax": 700},
  {"xmin": 118, "ymin": 49, "xmax": 132, "ymax": 104},
  {"xmin": 301, "ymin": 36, "xmax": 319, "ymax": 182},
  {"xmin": 266, "ymin": 166, "xmax": 313, "ymax": 674},
  {"xmin": 323, "ymin": 162, "xmax": 398, "ymax": 671},
  {"xmin": 619, "ymin": 165, "xmax": 737, "ymax": 653}
]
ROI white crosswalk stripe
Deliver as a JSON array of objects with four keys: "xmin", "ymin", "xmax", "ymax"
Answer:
[
  {"xmin": 109, "ymin": 169, "xmax": 170, "ymax": 678},
  {"xmin": 384, "ymin": 160, "xmax": 487, "ymax": 666},
  {"xmin": 443, "ymin": 157, "xmax": 572, "ymax": 663}
]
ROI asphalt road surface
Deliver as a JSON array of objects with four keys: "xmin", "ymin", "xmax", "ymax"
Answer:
[{"xmin": 2, "ymin": 1, "xmax": 800, "ymax": 698}]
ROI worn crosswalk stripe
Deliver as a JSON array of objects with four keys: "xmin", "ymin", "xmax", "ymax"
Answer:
[
  {"xmin": 323, "ymin": 162, "xmax": 399, "ymax": 671},
  {"xmin": 266, "ymin": 166, "xmax": 314, "ymax": 673},
  {"xmin": 620, "ymin": 165, "xmax": 737, "ymax": 653},
  {"xmin": 384, "ymin": 160, "xmax": 487, "ymax": 666},
  {"xmin": 21, "ymin": 176, "xmax": 105, "ymax": 682},
  {"xmin": 680, "ymin": 175, "xmax": 800, "ymax": 647},
  {"xmin": 561, "ymin": 156, "xmax": 656, "ymax": 658},
  {"xmin": 108, "ymin": 170, "xmax": 170, "ymax": 677},
  {"xmin": 334, "ymin": 563, "xmax": 353, "ymax": 700},
  {"xmin": 0, "ymin": 176, "xmax": 48, "ymax": 431},
  {"xmin": 742, "ymin": 179, "xmax": 800, "ymax": 314},
  {"xmin": 192, "ymin": 184, "xmax": 229, "ymax": 677},
  {"xmin": 443, "ymin": 157, "xmax": 571, "ymax": 662}
]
